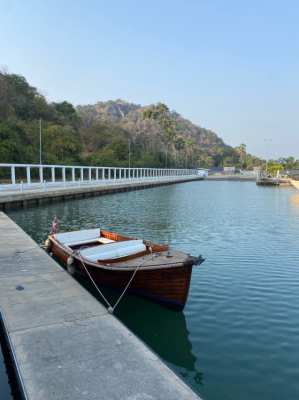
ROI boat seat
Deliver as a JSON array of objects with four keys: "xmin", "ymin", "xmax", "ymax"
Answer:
[
  {"xmin": 98, "ymin": 237, "xmax": 115, "ymax": 244},
  {"xmin": 55, "ymin": 228, "xmax": 100, "ymax": 247},
  {"xmin": 80, "ymin": 239, "xmax": 146, "ymax": 262}
]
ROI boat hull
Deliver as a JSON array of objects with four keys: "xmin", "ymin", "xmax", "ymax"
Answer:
[{"xmin": 50, "ymin": 240, "xmax": 193, "ymax": 310}]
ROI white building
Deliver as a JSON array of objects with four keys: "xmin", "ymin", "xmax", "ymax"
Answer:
[{"xmin": 197, "ymin": 168, "xmax": 209, "ymax": 177}]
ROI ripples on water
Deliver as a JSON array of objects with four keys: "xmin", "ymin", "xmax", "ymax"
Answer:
[{"xmin": 5, "ymin": 181, "xmax": 299, "ymax": 400}]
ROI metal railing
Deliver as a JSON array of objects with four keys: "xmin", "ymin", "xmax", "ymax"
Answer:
[{"xmin": 0, "ymin": 163, "xmax": 198, "ymax": 192}]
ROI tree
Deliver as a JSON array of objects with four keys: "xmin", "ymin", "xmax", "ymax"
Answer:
[
  {"xmin": 235, "ymin": 143, "xmax": 247, "ymax": 168},
  {"xmin": 142, "ymin": 103, "xmax": 177, "ymax": 167}
]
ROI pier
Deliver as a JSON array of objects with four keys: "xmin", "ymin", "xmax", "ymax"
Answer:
[
  {"xmin": 0, "ymin": 163, "xmax": 202, "ymax": 210},
  {"xmin": 0, "ymin": 212, "xmax": 201, "ymax": 399}
]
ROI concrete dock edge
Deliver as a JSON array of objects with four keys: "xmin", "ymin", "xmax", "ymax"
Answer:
[{"xmin": 0, "ymin": 177, "xmax": 203, "ymax": 210}]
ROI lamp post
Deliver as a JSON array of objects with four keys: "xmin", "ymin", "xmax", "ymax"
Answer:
[
  {"xmin": 128, "ymin": 139, "xmax": 131, "ymax": 169},
  {"xmin": 39, "ymin": 118, "xmax": 42, "ymax": 164}
]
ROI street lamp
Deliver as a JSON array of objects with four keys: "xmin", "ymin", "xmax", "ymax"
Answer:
[
  {"xmin": 39, "ymin": 118, "xmax": 42, "ymax": 164},
  {"xmin": 128, "ymin": 139, "xmax": 131, "ymax": 169}
]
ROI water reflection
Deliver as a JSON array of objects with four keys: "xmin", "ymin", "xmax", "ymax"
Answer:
[{"xmin": 289, "ymin": 193, "xmax": 299, "ymax": 210}]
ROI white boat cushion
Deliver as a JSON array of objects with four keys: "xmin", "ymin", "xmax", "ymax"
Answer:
[
  {"xmin": 80, "ymin": 239, "xmax": 146, "ymax": 262},
  {"xmin": 55, "ymin": 228, "xmax": 100, "ymax": 246},
  {"xmin": 98, "ymin": 237, "xmax": 115, "ymax": 244}
]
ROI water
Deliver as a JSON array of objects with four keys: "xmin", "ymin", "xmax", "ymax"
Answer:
[
  {"xmin": 3, "ymin": 181, "xmax": 299, "ymax": 400},
  {"xmin": 0, "ymin": 342, "xmax": 13, "ymax": 400}
]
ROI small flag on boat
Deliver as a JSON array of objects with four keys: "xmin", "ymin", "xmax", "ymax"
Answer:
[{"xmin": 51, "ymin": 216, "xmax": 59, "ymax": 234}]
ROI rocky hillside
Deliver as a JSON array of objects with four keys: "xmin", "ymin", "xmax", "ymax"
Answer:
[
  {"xmin": 0, "ymin": 70, "xmax": 261, "ymax": 168},
  {"xmin": 77, "ymin": 100, "xmax": 241, "ymax": 168}
]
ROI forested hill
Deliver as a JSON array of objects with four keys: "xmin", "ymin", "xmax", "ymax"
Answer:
[
  {"xmin": 0, "ymin": 71, "xmax": 260, "ymax": 168},
  {"xmin": 77, "ymin": 101, "xmax": 237, "ymax": 168}
]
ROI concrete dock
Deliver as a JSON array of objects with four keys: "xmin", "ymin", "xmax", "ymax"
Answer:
[
  {"xmin": 0, "ymin": 212, "xmax": 201, "ymax": 400},
  {"xmin": 0, "ymin": 176, "xmax": 203, "ymax": 210}
]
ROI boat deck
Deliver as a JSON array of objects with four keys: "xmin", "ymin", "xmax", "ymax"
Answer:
[{"xmin": 81, "ymin": 249, "xmax": 193, "ymax": 270}]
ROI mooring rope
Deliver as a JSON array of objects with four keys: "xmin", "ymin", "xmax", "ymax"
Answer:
[
  {"xmin": 78, "ymin": 248, "xmax": 152, "ymax": 313},
  {"xmin": 78, "ymin": 252, "xmax": 114, "ymax": 311}
]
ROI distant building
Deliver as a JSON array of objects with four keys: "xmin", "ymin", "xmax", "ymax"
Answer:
[
  {"xmin": 287, "ymin": 169, "xmax": 299, "ymax": 179},
  {"xmin": 223, "ymin": 166, "xmax": 235, "ymax": 174},
  {"xmin": 197, "ymin": 168, "xmax": 209, "ymax": 177}
]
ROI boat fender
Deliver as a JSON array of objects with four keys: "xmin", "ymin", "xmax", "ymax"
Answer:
[
  {"xmin": 44, "ymin": 238, "xmax": 52, "ymax": 252},
  {"xmin": 66, "ymin": 256, "xmax": 75, "ymax": 275}
]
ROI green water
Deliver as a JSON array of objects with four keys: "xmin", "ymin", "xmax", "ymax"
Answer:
[{"xmin": 3, "ymin": 181, "xmax": 299, "ymax": 399}]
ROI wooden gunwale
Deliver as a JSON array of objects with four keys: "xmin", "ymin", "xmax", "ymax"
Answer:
[{"xmin": 49, "ymin": 235, "xmax": 192, "ymax": 272}]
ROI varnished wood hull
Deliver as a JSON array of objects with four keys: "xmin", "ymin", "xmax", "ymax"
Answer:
[{"xmin": 50, "ymin": 241, "xmax": 193, "ymax": 310}]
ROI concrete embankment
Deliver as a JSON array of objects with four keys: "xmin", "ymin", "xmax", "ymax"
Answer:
[
  {"xmin": 0, "ymin": 212, "xmax": 201, "ymax": 400},
  {"xmin": 206, "ymin": 174, "xmax": 255, "ymax": 181},
  {"xmin": 0, "ymin": 176, "xmax": 203, "ymax": 210}
]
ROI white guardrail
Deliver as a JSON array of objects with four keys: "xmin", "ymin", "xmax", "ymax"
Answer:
[{"xmin": 0, "ymin": 163, "xmax": 199, "ymax": 192}]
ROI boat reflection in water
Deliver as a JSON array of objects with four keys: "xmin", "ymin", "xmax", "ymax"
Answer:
[
  {"xmin": 78, "ymin": 275, "xmax": 203, "ymax": 388},
  {"xmin": 119, "ymin": 301, "xmax": 200, "ymax": 377}
]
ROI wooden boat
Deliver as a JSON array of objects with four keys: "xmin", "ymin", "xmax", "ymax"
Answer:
[{"xmin": 46, "ymin": 228, "xmax": 204, "ymax": 310}]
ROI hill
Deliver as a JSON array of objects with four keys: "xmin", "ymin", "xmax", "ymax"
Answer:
[{"xmin": 0, "ymin": 70, "xmax": 261, "ymax": 168}]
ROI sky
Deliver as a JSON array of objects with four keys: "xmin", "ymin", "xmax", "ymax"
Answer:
[{"xmin": 1, "ymin": 0, "xmax": 299, "ymax": 159}]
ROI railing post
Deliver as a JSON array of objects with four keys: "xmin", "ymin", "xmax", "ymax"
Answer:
[
  {"xmin": 39, "ymin": 166, "xmax": 43, "ymax": 183},
  {"xmin": 114, "ymin": 168, "xmax": 116, "ymax": 181},
  {"xmin": 108, "ymin": 168, "xmax": 111, "ymax": 180},
  {"xmin": 51, "ymin": 167, "xmax": 55, "ymax": 182},
  {"xmin": 89, "ymin": 168, "xmax": 92, "ymax": 182},
  {"xmin": 10, "ymin": 165, "xmax": 16, "ymax": 185},
  {"xmin": 102, "ymin": 168, "xmax": 105, "ymax": 180},
  {"xmin": 26, "ymin": 166, "xmax": 31, "ymax": 185},
  {"xmin": 80, "ymin": 168, "xmax": 84, "ymax": 181},
  {"xmin": 72, "ymin": 167, "xmax": 75, "ymax": 182},
  {"xmin": 96, "ymin": 168, "xmax": 99, "ymax": 181},
  {"xmin": 62, "ymin": 167, "xmax": 66, "ymax": 183}
]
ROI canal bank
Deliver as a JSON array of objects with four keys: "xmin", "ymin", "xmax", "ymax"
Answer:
[
  {"xmin": 0, "ymin": 212, "xmax": 201, "ymax": 400},
  {"xmin": 206, "ymin": 174, "xmax": 255, "ymax": 181},
  {"xmin": 0, "ymin": 176, "xmax": 203, "ymax": 211}
]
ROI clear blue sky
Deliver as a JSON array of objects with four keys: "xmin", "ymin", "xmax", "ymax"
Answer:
[{"xmin": 1, "ymin": 0, "xmax": 299, "ymax": 159}]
